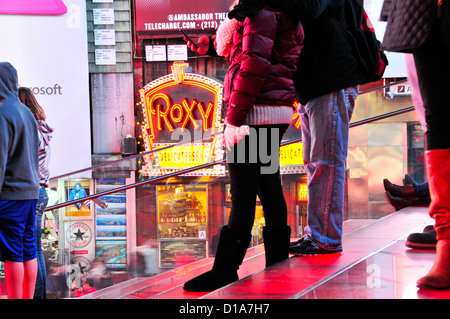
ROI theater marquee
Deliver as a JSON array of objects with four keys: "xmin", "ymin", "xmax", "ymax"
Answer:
[{"xmin": 139, "ymin": 62, "xmax": 225, "ymax": 177}]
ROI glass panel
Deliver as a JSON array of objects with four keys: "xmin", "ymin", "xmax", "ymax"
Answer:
[{"xmin": 0, "ymin": 80, "xmax": 424, "ymax": 299}]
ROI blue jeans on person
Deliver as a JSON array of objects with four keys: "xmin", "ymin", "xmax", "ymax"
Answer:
[
  {"xmin": 34, "ymin": 187, "xmax": 48, "ymax": 299},
  {"xmin": 299, "ymin": 86, "xmax": 358, "ymax": 251}
]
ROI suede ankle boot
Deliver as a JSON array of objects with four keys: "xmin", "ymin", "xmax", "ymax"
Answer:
[
  {"xmin": 383, "ymin": 178, "xmax": 416, "ymax": 197},
  {"xmin": 417, "ymin": 149, "xmax": 450, "ymax": 289},
  {"xmin": 385, "ymin": 191, "xmax": 420, "ymax": 210},
  {"xmin": 262, "ymin": 225, "xmax": 291, "ymax": 267},
  {"xmin": 183, "ymin": 226, "xmax": 251, "ymax": 292}
]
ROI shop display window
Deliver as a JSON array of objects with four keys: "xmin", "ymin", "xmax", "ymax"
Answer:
[{"xmin": 157, "ymin": 184, "xmax": 208, "ymax": 267}]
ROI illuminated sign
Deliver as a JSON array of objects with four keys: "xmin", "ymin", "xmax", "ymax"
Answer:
[
  {"xmin": 298, "ymin": 183, "xmax": 308, "ymax": 201},
  {"xmin": 292, "ymin": 101, "xmax": 301, "ymax": 130},
  {"xmin": 139, "ymin": 62, "xmax": 225, "ymax": 177},
  {"xmin": 280, "ymin": 143, "xmax": 305, "ymax": 175}
]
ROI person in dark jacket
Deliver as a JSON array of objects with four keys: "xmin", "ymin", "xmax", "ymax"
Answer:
[
  {"xmin": 276, "ymin": 0, "xmax": 364, "ymax": 255},
  {"xmin": 0, "ymin": 62, "xmax": 40, "ymax": 299},
  {"xmin": 183, "ymin": 0, "xmax": 304, "ymax": 292}
]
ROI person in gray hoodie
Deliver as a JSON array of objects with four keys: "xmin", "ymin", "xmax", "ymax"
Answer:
[{"xmin": 0, "ymin": 62, "xmax": 40, "ymax": 299}]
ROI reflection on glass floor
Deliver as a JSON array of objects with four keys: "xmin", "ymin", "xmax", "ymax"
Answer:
[{"xmin": 78, "ymin": 205, "xmax": 450, "ymax": 299}]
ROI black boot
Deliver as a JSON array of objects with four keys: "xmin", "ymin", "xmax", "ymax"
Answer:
[
  {"xmin": 405, "ymin": 228, "xmax": 437, "ymax": 250},
  {"xmin": 262, "ymin": 225, "xmax": 291, "ymax": 267},
  {"xmin": 385, "ymin": 191, "xmax": 420, "ymax": 210},
  {"xmin": 183, "ymin": 226, "xmax": 251, "ymax": 292},
  {"xmin": 383, "ymin": 178, "xmax": 416, "ymax": 197}
]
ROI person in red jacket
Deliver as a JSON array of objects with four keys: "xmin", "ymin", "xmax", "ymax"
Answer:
[
  {"xmin": 183, "ymin": 0, "xmax": 304, "ymax": 292},
  {"xmin": 74, "ymin": 278, "xmax": 97, "ymax": 298}
]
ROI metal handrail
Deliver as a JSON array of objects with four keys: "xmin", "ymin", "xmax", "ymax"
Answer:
[
  {"xmin": 45, "ymin": 105, "xmax": 415, "ymax": 211},
  {"xmin": 49, "ymin": 79, "xmax": 408, "ymax": 181}
]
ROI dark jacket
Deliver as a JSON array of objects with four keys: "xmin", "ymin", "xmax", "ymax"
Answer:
[
  {"xmin": 0, "ymin": 62, "xmax": 40, "ymax": 200},
  {"xmin": 279, "ymin": 0, "xmax": 364, "ymax": 105},
  {"xmin": 381, "ymin": 0, "xmax": 439, "ymax": 53},
  {"xmin": 224, "ymin": 6, "xmax": 304, "ymax": 126}
]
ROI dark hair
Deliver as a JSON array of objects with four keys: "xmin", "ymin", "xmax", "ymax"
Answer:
[
  {"xmin": 85, "ymin": 278, "xmax": 94, "ymax": 287},
  {"xmin": 228, "ymin": 0, "xmax": 284, "ymax": 21},
  {"xmin": 18, "ymin": 86, "xmax": 46, "ymax": 121},
  {"xmin": 228, "ymin": 0, "xmax": 265, "ymax": 21}
]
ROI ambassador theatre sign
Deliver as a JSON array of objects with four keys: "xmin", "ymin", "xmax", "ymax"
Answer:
[
  {"xmin": 139, "ymin": 62, "xmax": 225, "ymax": 176},
  {"xmin": 134, "ymin": 0, "xmax": 230, "ymax": 37}
]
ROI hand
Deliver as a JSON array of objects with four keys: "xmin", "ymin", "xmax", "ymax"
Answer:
[
  {"xmin": 223, "ymin": 124, "xmax": 250, "ymax": 151},
  {"xmin": 184, "ymin": 35, "xmax": 212, "ymax": 55}
]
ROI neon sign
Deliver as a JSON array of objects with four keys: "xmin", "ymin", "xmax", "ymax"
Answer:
[
  {"xmin": 145, "ymin": 93, "xmax": 215, "ymax": 133},
  {"xmin": 139, "ymin": 62, "xmax": 225, "ymax": 176},
  {"xmin": 279, "ymin": 143, "xmax": 306, "ymax": 175}
]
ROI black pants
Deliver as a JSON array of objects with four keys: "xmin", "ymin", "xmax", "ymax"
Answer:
[
  {"xmin": 226, "ymin": 124, "xmax": 289, "ymax": 237},
  {"xmin": 413, "ymin": 5, "xmax": 450, "ymax": 150}
]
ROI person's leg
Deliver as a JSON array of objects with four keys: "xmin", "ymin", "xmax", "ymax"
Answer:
[
  {"xmin": 416, "ymin": 182, "xmax": 431, "ymax": 203},
  {"xmin": 413, "ymin": 12, "xmax": 450, "ymax": 288},
  {"xmin": 22, "ymin": 199, "xmax": 38, "ymax": 298},
  {"xmin": 226, "ymin": 160, "xmax": 259, "ymax": 235},
  {"xmin": 1, "ymin": 199, "xmax": 37, "ymax": 299},
  {"xmin": 4, "ymin": 260, "xmax": 24, "ymax": 299},
  {"xmin": 4, "ymin": 258, "xmax": 37, "ymax": 299},
  {"xmin": 257, "ymin": 125, "xmax": 288, "ymax": 229},
  {"xmin": 417, "ymin": 149, "xmax": 450, "ymax": 288},
  {"xmin": 23, "ymin": 258, "xmax": 38, "ymax": 299},
  {"xmin": 256, "ymin": 125, "xmax": 291, "ymax": 266},
  {"xmin": 297, "ymin": 87, "xmax": 357, "ymax": 251},
  {"xmin": 34, "ymin": 188, "xmax": 48, "ymax": 299},
  {"xmin": 183, "ymin": 131, "xmax": 257, "ymax": 291}
]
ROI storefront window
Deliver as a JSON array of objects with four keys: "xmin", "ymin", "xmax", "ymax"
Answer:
[{"xmin": 407, "ymin": 122, "xmax": 426, "ymax": 183}]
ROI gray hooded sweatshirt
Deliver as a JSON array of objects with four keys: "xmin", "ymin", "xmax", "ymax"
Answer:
[{"xmin": 0, "ymin": 62, "xmax": 39, "ymax": 200}]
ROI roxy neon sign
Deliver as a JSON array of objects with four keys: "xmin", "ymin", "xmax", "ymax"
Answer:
[
  {"xmin": 147, "ymin": 93, "xmax": 215, "ymax": 133},
  {"xmin": 140, "ymin": 62, "xmax": 223, "ymax": 146},
  {"xmin": 139, "ymin": 62, "xmax": 225, "ymax": 176}
]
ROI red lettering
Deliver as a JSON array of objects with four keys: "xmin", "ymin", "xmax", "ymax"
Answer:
[
  {"xmin": 146, "ymin": 92, "xmax": 215, "ymax": 134},
  {"xmin": 181, "ymin": 99, "xmax": 200, "ymax": 130},
  {"xmin": 149, "ymin": 93, "xmax": 174, "ymax": 133},
  {"xmin": 170, "ymin": 103, "xmax": 183, "ymax": 123},
  {"xmin": 197, "ymin": 102, "xmax": 214, "ymax": 131}
]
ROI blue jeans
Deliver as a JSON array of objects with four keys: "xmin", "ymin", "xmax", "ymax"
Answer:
[
  {"xmin": 299, "ymin": 87, "xmax": 358, "ymax": 250},
  {"xmin": 34, "ymin": 187, "xmax": 48, "ymax": 299}
]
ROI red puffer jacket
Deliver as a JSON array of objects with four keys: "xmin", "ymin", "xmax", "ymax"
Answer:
[{"xmin": 224, "ymin": 6, "xmax": 304, "ymax": 127}]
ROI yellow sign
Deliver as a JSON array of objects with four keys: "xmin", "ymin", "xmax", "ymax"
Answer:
[
  {"xmin": 298, "ymin": 183, "xmax": 308, "ymax": 201},
  {"xmin": 157, "ymin": 143, "xmax": 209, "ymax": 169},
  {"xmin": 280, "ymin": 143, "xmax": 303, "ymax": 166},
  {"xmin": 65, "ymin": 204, "xmax": 91, "ymax": 218}
]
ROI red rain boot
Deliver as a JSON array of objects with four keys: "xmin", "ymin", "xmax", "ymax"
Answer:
[{"xmin": 417, "ymin": 149, "xmax": 450, "ymax": 289}]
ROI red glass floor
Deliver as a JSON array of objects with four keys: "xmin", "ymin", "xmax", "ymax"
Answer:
[{"xmin": 83, "ymin": 206, "xmax": 450, "ymax": 299}]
